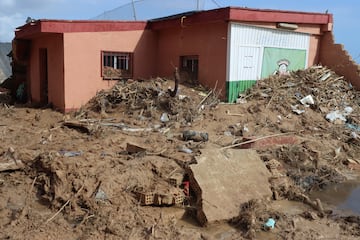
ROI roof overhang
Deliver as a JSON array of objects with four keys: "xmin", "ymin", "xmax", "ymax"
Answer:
[
  {"xmin": 14, "ymin": 6, "xmax": 334, "ymax": 39},
  {"xmin": 150, "ymin": 7, "xmax": 333, "ymax": 31},
  {"xmin": 15, "ymin": 20, "xmax": 149, "ymax": 39}
]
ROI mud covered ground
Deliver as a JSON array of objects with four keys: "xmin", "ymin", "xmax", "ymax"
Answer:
[{"xmin": 1, "ymin": 67, "xmax": 360, "ymax": 239}]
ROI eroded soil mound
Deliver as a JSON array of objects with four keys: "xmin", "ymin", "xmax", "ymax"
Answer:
[{"xmin": 1, "ymin": 66, "xmax": 360, "ymax": 239}]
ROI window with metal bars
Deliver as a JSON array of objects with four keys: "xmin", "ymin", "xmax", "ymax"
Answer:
[{"xmin": 101, "ymin": 51, "xmax": 133, "ymax": 79}]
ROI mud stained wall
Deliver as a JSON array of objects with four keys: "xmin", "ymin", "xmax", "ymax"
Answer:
[
  {"xmin": 319, "ymin": 32, "xmax": 360, "ymax": 89},
  {"xmin": 156, "ymin": 21, "xmax": 228, "ymax": 95},
  {"xmin": 63, "ymin": 30, "xmax": 157, "ymax": 110},
  {"xmin": 28, "ymin": 34, "xmax": 64, "ymax": 109}
]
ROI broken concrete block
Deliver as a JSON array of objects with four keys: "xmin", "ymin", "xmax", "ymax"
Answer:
[
  {"xmin": 126, "ymin": 143, "xmax": 147, "ymax": 154},
  {"xmin": 154, "ymin": 193, "xmax": 173, "ymax": 206},
  {"xmin": 168, "ymin": 173, "xmax": 183, "ymax": 187},
  {"xmin": 174, "ymin": 193, "xmax": 185, "ymax": 205},
  {"xmin": 137, "ymin": 192, "xmax": 154, "ymax": 205},
  {"xmin": 187, "ymin": 148, "xmax": 272, "ymax": 225}
]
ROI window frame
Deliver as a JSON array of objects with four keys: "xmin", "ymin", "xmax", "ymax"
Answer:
[
  {"xmin": 101, "ymin": 51, "xmax": 133, "ymax": 80},
  {"xmin": 180, "ymin": 55, "xmax": 199, "ymax": 82}
]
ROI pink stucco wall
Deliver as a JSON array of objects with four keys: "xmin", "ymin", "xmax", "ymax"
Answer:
[
  {"xmin": 156, "ymin": 21, "xmax": 228, "ymax": 94},
  {"xmin": 156, "ymin": 21, "xmax": 325, "ymax": 98},
  {"xmin": 28, "ymin": 34, "xmax": 65, "ymax": 109},
  {"xmin": 63, "ymin": 30, "xmax": 157, "ymax": 111}
]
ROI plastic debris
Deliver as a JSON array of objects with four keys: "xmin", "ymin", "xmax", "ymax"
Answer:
[
  {"xmin": 325, "ymin": 107, "xmax": 353, "ymax": 124},
  {"xmin": 300, "ymin": 95, "xmax": 315, "ymax": 106},
  {"xmin": 350, "ymin": 132, "xmax": 359, "ymax": 139},
  {"xmin": 177, "ymin": 145, "xmax": 193, "ymax": 154},
  {"xmin": 95, "ymin": 188, "xmax": 108, "ymax": 201},
  {"xmin": 291, "ymin": 105, "xmax": 305, "ymax": 115},
  {"xmin": 160, "ymin": 113, "xmax": 170, "ymax": 122},
  {"xmin": 326, "ymin": 110, "xmax": 346, "ymax": 123},
  {"xmin": 224, "ymin": 131, "xmax": 232, "ymax": 136},
  {"xmin": 346, "ymin": 123, "xmax": 360, "ymax": 132},
  {"xmin": 59, "ymin": 150, "xmax": 83, "ymax": 157},
  {"xmin": 264, "ymin": 218, "xmax": 276, "ymax": 230}
]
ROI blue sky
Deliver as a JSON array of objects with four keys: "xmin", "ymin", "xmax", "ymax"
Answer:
[{"xmin": 0, "ymin": 0, "xmax": 359, "ymax": 63}]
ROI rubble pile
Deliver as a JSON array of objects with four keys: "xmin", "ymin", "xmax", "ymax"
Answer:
[
  {"xmin": 1, "ymin": 66, "xmax": 360, "ymax": 239},
  {"xmin": 86, "ymin": 78, "xmax": 200, "ymax": 122},
  {"xmin": 245, "ymin": 65, "xmax": 360, "ymax": 124}
]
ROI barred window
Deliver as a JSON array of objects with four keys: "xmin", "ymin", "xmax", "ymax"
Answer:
[{"xmin": 101, "ymin": 51, "xmax": 133, "ymax": 79}]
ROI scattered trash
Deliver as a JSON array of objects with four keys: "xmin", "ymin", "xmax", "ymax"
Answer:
[
  {"xmin": 263, "ymin": 218, "xmax": 276, "ymax": 230},
  {"xmin": 59, "ymin": 150, "xmax": 83, "ymax": 157},
  {"xmin": 224, "ymin": 131, "xmax": 232, "ymax": 136},
  {"xmin": 350, "ymin": 132, "xmax": 360, "ymax": 139},
  {"xmin": 291, "ymin": 105, "xmax": 305, "ymax": 115},
  {"xmin": 160, "ymin": 112, "xmax": 170, "ymax": 122},
  {"xmin": 178, "ymin": 94, "xmax": 187, "ymax": 100},
  {"xmin": 346, "ymin": 123, "xmax": 360, "ymax": 132},
  {"xmin": 300, "ymin": 95, "xmax": 314, "ymax": 106},
  {"xmin": 94, "ymin": 188, "xmax": 108, "ymax": 201},
  {"xmin": 177, "ymin": 145, "xmax": 193, "ymax": 154},
  {"xmin": 319, "ymin": 72, "xmax": 331, "ymax": 82},
  {"xmin": 334, "ymin": 147, "xmax": 341, "ymax": 158},
  {"xmin": 243, "ymin": 125, "xmax": 249, "ymax": 133},
  {"xmin": 326, "ymin": 107, "xmax": 353, "ymax": 124},
  {"xmin": 326, "ymin": 110, "xmax": 346, "ymax": 123},
  {"xmin": 183, "ymin": 130, "xmax": 209, "ymax": 142}
]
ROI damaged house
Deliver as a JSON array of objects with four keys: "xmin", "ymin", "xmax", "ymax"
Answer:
[{"xmin": 12, "ymin": 6, "xmax": 359, "ymax": 112}]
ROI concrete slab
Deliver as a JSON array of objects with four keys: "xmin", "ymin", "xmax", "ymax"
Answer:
[{"xmin": 188, "ymin": 148, "xmax": 272, "ymax": 225}]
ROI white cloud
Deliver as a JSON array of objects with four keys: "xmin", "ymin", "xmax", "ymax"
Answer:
[
  {"xmin": 0, "ymin": 0, "xmax": 16, "ymax": 8},
  {"xmin": 0, "ymin": 13, "xmax": 24, "ymax": 42},
  {"xmin": 0, "ymin": 0, "xmax": 63, "ymax": 42}
]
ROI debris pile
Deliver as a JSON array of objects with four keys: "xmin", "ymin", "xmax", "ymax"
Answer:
[
  {"xmin": 1, "ymin": 66, "xmax": 360, "ymax": 239},
  {"xmin": 245, "ymin": 66, "xmax": 360, "ymax": 125},
  {"xmin": 86, "ymin": 78, "xmax": 200, "ymax": 123}
]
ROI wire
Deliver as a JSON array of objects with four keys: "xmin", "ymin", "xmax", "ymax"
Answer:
[{"xmin": 211, "ymin": 0, "xmax": 221, "ymax": 7}]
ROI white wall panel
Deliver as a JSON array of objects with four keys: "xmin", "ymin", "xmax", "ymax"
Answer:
[
  {"xmin": 227, "ymin": 23, "xmax": 310, "ymax": 82},
  {"xmin": 228, "ymin": 46, "xmax": 261, "ymax": 82},
  {"xmin": 230, "ymin": 23, "xmax": 310, "ymax": 49}
]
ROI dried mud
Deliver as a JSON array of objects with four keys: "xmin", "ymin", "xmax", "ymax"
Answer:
[{"xmin": 1, "ymin": 67, "xmax": 360, "ymax": 239}]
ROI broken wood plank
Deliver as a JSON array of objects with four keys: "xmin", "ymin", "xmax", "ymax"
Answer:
[
  {"xmin": 0, "ymin": 159, "xmax": 24, "ymax": 172},
  {"xmin": 63, "ymin": 121, "xmax": 93, "ymax": 133}
]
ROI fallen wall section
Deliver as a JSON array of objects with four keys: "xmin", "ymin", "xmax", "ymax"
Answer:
[
  {"xmin": 188, "ymin": 148, "xmax": 272, "ymax": 225},
  {"xmin": 319, "ymin": 32, "xmax": 360, "ymax": 89}
]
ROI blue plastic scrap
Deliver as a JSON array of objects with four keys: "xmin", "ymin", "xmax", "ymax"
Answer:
[{"xmin": 264, "ymin": 218, "xmax": 276, "ymax": 229}]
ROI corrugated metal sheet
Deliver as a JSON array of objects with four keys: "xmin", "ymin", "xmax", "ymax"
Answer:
[
  {"xmin": 230, "ymin": 23, "xmax": 310, "ymax": 50},
  {"xmin": 0, "ymin": 42, "xmax": 12, "ymax": 83},
  {"xmin": 228, "ymin": 46, "xmax": 261, "ymax": 82},
  {"xmin": 226, "ymin": 23, "xmax": 310, "ymax": 102}
]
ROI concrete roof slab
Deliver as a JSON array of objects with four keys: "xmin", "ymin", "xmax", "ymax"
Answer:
[{"xmin": 189, "ymin": 148, "xmax": 272, "ymax": 225}]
